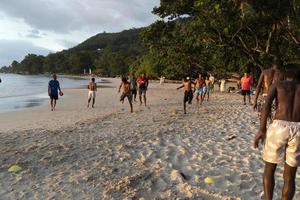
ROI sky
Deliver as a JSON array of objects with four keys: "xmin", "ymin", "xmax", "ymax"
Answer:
[{"xmin": 0, "ymin": 0, "xmax": 160, "ymax": 66}]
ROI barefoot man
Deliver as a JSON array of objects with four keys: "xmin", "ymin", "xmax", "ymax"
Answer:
[
  {"xmin": 48, "ymin": 74, "xmax": 62, "ymax": 111},
  {"xmin": 240, "ymin": 71, "xmax": 252, "ymax": 105},
  {"xmin": 194, "ymin": 74, "xmax": 204, "ymax": 105},
  {"xmin": 177, "ymin": 77, "xmax": 195, "ymax": 114},
  {"xmin": 203, "ymin": 76, "xmax": 212, "ymax": 101},
  {"xmin": 253, "ymin": 58, "xmax": 284, "ymax": 118},
  {"xmin": 118, "ymin": 77, "xmax": 133, "ymax": 113},
  {"xmin": 87, "ymin": 77, "xmax": 97, "ymax": 108},
  {"xmin": 254, "ymin": 69, "xmax": 300, "ymax": 200},
  {"xmin": 136, "ymin": 73, "xmax": 149, "ymax": 106}
]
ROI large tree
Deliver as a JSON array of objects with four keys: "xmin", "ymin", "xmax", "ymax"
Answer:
[{"xmin": 141, "ymin": 0, "xmax": 300, "ymax": 78}]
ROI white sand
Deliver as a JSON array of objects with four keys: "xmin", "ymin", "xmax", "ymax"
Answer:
[{"xmin": 0, "ymin": 79, "xmax": 299, "ymax": 199}]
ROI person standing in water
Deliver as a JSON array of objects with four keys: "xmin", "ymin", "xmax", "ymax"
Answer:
[
  {"xmin": 177, "ymin": 77, "xmax": 195, "ymax": 114},
  {"xmin": 87, "ymin": 77, "xmax": 97, "ymax": 108},
  {"xmin": 48, "ymin": 74, "xmax": 62, "ymax": 111},
  {"xmin": 254, "ymin": 69, "xmax": 300, "ymax": 200},
  {"xmin": 118, "ymin": 77, "xmax": 133, "ymax": 113},
  {"xmin": 136, "ymin": 73, "xmax": 149, "ymax": 106}
]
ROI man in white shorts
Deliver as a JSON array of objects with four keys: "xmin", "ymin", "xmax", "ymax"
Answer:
[
  {"xmin": 87, "ymin": 78, "xmax": 97, "ymax": 108},
  {"xmin": 254, "ymin": 68, "xmax": 300, "ymax": 200}
]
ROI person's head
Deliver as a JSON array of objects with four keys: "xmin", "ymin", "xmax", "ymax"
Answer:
[
  {"xmin": 141, "ymin": 73, "xmax": 145, "ymax": 78},
  {"xmin": 244, "ymin": 72, "xmax": 250, "ymax": 77},
  {"xmin": 205, "ymin": 76, "xmax": 209, "ymax": 80},
  {"xmin": 272, "ymin": 57, "xmax": 283, "ymax": 69},
  {"xmin": 52, "ymin": 74, "xmax": 57, "ymax": 80},
  {"xmin": 122, "ymin": 77, "xmax": 127, "ymax": 83},
  {"xmin": 91, "ymin": 78, "xmax": 95, "ymax": 82},
  {"xmin": 198, "ymin": 73, "xmax": 202, "ymax": 79}
]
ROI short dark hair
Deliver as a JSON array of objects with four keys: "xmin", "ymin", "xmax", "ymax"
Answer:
[
  {"xmin": 122, "ymin": 77, "xmax": 127, "ymax": 83},
  {"xmin": 91, "ymin": 78, "xmax": 95, "ymax": 82},
  {"xmin": 273, "ymin": 57, "xmax": 283, "ymax": 66}
]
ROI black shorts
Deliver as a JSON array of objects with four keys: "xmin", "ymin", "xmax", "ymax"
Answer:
[
  {"xmin": 241, "ymin": 90, "xmax": 250, "ymax": 96},
  {"xmin": 184, "ymin": 91, "xmax": 193, "ymax": 103},
  {"xmin": 131, "ymin": 89, "xmax": 137, "ymax": 95},
  {"xmin": 50, "ymin": 94, "xmax": 58, "ymax": 100},
  {"xmin": 120, "ymin": 92, "xmax": 132, "ymax": 102}
]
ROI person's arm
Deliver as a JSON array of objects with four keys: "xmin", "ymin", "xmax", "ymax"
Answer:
[
  {"xmin": 58, "ymin": 81, "xmax": 61, "ymax": 92},
  {"xmin": 177, "ymin": 84, "xmax": 184, "ymax": 90},
  {"xmin": 118, "ymin": 83, "xmax": 122, "ymax": 93},
  {"xmin": 253, "ymin": 73, "xmax": 264, "ymax": 110},
  {"xmin": 48, "ymin": 81, "xmax": 51, "ymax": 96},
  {"xmin": 95, "ymin": 83, "xmax": 97, "ymax": 91},
  {"xmin": 254, "ymin": 84, "xmax": 277, "ymax": 148}
]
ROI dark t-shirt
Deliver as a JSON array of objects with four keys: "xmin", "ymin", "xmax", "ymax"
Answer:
[{"xmin": 48, "ymin": 80, "xmax": 60, "ymax": 95}]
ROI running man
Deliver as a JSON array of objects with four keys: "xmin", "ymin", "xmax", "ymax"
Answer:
[
  {"xmin": 48, "ymin": 74, "xmax": 62, "ymax": 111},
  {"xmin": 118, "ymin": 77, "xmax": 133, "ymax": 113},
  {"xmin": 209, "ymin": 74, "xmax": 215, "ymax": 92},
  {"xmin": 87, "ymin": 77, "xmax": 97, "ymax": 108},
  {"xmin": 177, "ymin": 77, "xmax": 195, "ymax": 114},
  {"xmin": 254, "ymin": 69, "xmax": 300, "ymax": 200},
  {"xmin": 194, "ymin": 74, "xmax": 204, "ymax": 104},
  {"xmin": 136, "ymin": 73, "xmax": 149, "ymax": 106},
  {"xmin": 203, "ymin": 76, "xmax": 212, "ymax": 101},
  {"xmin": 240, "ymin": 71, "xmax": 252, "ymax": 105},
  {"xmin": 129, "ymin": 75, "xmax": 137, "ymax": 102},
  {"xmin": 253, "ymin": 58, "xmax": 284, "ymax": 118}
]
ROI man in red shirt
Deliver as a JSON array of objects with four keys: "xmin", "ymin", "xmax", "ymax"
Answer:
[
  {"xmin": 136, "ymin": 73, "xmax": 149, "ymax": 106},
  {"xmin": 241, "ymin": 72, "xmax": 252, "ymax": 105}
]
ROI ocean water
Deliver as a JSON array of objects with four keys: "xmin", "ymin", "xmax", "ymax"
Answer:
[{"xmin": 0, "ymin": 73, "xmax": 91, "ymax": 113}]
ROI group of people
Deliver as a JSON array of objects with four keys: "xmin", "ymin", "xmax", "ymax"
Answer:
[
  {"xmin": 176, "ymin": 74, "xmax": 215, "ymax": 114},
  {"xmin": 47, "ymin": 60, "xmax": 300, "ymax": 200}
]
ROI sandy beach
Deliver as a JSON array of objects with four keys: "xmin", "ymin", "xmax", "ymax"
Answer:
[{"xmin": 0, "ymin": 79, "xmax": 299, "ymax": 199}]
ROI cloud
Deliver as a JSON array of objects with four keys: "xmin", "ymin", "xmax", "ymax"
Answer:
[
  {"xmin": 0, "ymin": 0, "xmax": 159, "ymax": 33},
  {"xmin": 0, "ymin": 40, "xmax": 51, "ymax": 66}
]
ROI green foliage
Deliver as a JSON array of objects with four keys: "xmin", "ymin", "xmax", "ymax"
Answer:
[{"xmin": 1, "ymin": 29, "xmax": 145, "ymax": 76}]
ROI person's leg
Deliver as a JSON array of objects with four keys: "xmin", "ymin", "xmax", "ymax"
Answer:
[
  {"xmin": 128, "ymin": 96, "xmax": 133, "ymax": 113},
  {"xmin": 282, "ymin": 163, "xmax": 297, "ymax": 200},
  {"xmin": 139, "ymin": 90, "xmax": 142, "ymax": 105},
  {"xmin": 243, "ymin": 94, "xmax": 246, "ymax": 105},
  {"xmin": 88, "ymin": 95, "xmax": 91, "ymax": 107},
  {"xmin": 50, "ymin": 99, "xmax": 53, "ymax": 111},
  {"xmin": 248, "ymin": 93, "xmax": 251, "ymax": 104},
  {"xmin": 263, "ymin": 162, "xmax": 277, "ymax": 200},
  {"xmin": 92, "ymin": 97, "xmax": 95, "ymax": 108},
  {"xmin": 207, "ymin": 91, "xmax": 210, "ymax": 101},
  {"xmin": 143, "ymin": 91, "xmax": 147, "ymax": 106},
  {"xmin": 53, "ymin": 99, "xmax": 57, "ymax": 110},
  {"xmin": 183, "ymin": 92, "xmax": 187, "ymax": 114}
]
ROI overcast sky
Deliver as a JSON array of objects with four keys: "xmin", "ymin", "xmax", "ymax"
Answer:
[{"xmin": 0, "ymin": 0, "xmax": 159, "ymax": 66}]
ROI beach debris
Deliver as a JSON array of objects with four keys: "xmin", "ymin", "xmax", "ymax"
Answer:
[
  {"xmin": 204, "ymin": 176, "xmax": 215, "ymax": 185},
  {"xmin": 171, "ymin": 108, "xmax": 177, "ymax": 115},
  {"xmin": 8, "ymin": 165, "xmax": 22, "ymax": 173},
  {"xmin": 226, "ymin": 135, "xmax": 237, "ymax": 141}
]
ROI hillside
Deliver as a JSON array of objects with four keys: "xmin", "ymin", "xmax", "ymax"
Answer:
[{"xmin": 0, "ymin": 28, "xmax": 145, "ymax": 76}]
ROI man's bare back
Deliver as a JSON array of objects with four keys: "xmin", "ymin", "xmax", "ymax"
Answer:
[
  {"xmin": 270, "ymin": 81, "xmax": 300, "ymax": 122},
  {"xmin": 261, "ymin": 68, "xmax": 284, "ymax": 94}
]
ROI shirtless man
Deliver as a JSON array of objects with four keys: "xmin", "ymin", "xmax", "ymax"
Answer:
[
  {"xmin": 87, "ymin": 78, "xmax": 97, "ymax": 108},
  {"xmin": 254, "ymin": 69, "xmax": 300, "ymax": 200},
  {"xmin": 118, "ymin": 77, "xmax": 133, "ymax": 113},
  {"xmin": 177, "ymin": 77, "xmax": 195, "ymax": 114},
  {"xmin": 253, "ymin": 58, "xmax": 284, "ymax": 116},
  {"xmin": 203, "ymin": 76, "xmax": 212, "ymax": 101},
  {"xmin": 194, "ymin": 74, "xmax": 204, "ymax": 105}
]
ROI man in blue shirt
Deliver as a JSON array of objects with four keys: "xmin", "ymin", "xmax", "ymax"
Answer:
[{"xmin": 48, "ymin": 74, "xmax": 62, "ymax": 111}]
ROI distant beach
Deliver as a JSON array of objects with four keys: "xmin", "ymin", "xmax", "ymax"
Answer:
[
  {"xmin": 0, "ymin": 79, "xmax": 299, "ymax": 199},
  {"xmin": 0, "ymin": 73, "xmax": 96, "ymax": 113}
]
